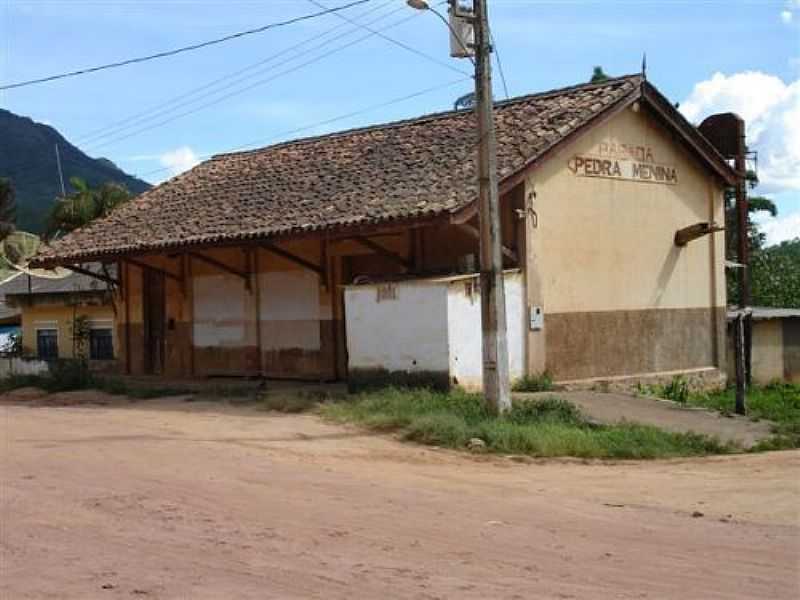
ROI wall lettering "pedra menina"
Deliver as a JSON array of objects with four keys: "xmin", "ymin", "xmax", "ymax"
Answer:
[{"xmin": 567, "ymin": 142, "xmax": 678, "ymax": 185}]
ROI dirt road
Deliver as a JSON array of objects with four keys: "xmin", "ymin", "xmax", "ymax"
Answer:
[{"xmin": 1, "ymin": 398, "xmax": 798, "ymax": 599}]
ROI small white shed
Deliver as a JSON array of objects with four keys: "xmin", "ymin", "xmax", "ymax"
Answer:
[{"xmin": 344, "ymin": 270, "xmax": 525, "ymax": 390}]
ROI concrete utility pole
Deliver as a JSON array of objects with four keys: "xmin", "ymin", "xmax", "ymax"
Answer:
[
  {"xmin": 473, "ymin": 0, "xmax": 511, "ymax": 413},
  {"xmin": 734, "ymin": 120, "xmax": 750, "ymax": 415},
  {"xmin": 408, "ymin": 0, "xmax": 511, "ymax": 413}
]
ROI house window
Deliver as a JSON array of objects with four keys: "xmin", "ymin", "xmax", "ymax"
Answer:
[
  {"xmin": 36, "ymin": 329, "xmax": 58, "ymax": 360},
  {"xmin": 89, "ymin": 328, "xmax": 114, "ymax": 360}
]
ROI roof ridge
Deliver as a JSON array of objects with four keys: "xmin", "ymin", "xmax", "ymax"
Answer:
[{"xmin": 212, "ymin": 73, "xmax": 643, "ymax": 161}]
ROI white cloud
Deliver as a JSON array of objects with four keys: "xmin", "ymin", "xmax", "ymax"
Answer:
[
  {"xmin": 159, "ymin": 146, "xmax": 200, "ymax": 177},
  {"xmin": 681, "ymin": 71, "xmax": 800, "ymax": 195},
  {"xmin": 782, "ymin": 0, "xmax": 800, "ymax": 24},
  {"xmin": 753, "ymin": 210, "xmax": 800, "ymax": 246}
]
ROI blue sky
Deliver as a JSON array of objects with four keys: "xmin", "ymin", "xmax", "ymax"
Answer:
[{"xmin": 1, "ymin": 0, "xmax": 798, "ymax": 243}]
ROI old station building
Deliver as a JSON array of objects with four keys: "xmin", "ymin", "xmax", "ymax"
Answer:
[{"xmin": 32, "ymin": 75, "xmax": 736, "ymax": 388}]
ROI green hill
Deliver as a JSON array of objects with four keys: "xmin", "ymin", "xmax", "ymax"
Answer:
[{"xmin": 0, "ymin": 109, "xmax": 151, "ymax": 233}]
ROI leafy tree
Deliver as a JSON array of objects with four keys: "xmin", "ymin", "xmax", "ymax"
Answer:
[
  {"xmin": 45, "ymin": 177, "xmax": 131, "ymax": 240},
  {"xmin": 724, "ymin": 170, "xmax": 782, "ymax": 305},
  {"xmin": 0, "ymin": 177, "xmax": 16, "ymax": 240},
  {"xmin": 724, "ymin": 170, "xmax": 775, "ymax": 257},
  {"xmin": 749, "ymin": 240, "xmax": 800, "ymax": 308},
  {"xmin": 590, "ymin": 66, "xmax": 610, "ymax": 84}
]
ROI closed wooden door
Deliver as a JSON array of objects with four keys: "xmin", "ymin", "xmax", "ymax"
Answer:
[{"xmin": 143, "ymin": 269, "xmax": 166, "ymax": 375}]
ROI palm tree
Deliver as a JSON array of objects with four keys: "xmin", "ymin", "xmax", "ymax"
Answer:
[
  {"xmin": 0, "ymin": 177, "xmax": 16, "ymax": 241},
  {"xmin": 45, "ymin": 177, "xmax": 131, "ymax": 240}
]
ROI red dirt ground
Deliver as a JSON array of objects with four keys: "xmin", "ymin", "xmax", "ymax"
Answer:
[{"xmin": 1, "ymin": 397, "xmax": 798, "ymax": 599}]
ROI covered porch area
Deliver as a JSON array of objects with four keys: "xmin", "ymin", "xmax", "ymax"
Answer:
[{"xmin": 112, "ymin": 188, "xmax": 525, "ymax": 383}]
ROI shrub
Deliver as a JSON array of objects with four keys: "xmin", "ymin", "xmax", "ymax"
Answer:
[
  {"xmin": 512, "ymin": 372, "xmax": 554, "ymax": 393},
  {"xmin": 506, "ymin": 396, "xmax": 587, "ymax": 427},
  {"xmin": 44, "ymin": 359, "xmax": 93, "ymax": 392},
  {"xmin": 640, "ymin": 376, "xmax": 690, "ymax": 404},
  {"xmin": 661, "ymin": 376, "xmax": 690, "ymax": 404}
]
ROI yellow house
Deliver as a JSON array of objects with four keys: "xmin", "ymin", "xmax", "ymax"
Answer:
[
  {"xmin": 31, "ymin": 75, "xmax": 736, "ymax": 388},
  {"xmin": 1, "ymin": 266, "xmax": 117, "ymax": 366}
]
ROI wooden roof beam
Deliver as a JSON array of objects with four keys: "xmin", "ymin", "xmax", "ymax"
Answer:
[
  {"xmin": 261, "ymin": 243, "xmax": 324, "ymax": 277},
  {"xmin": 350, "ymin": 236, "xmax": 411, "ymax": 269},
  {"xmin": 123, "ymin": 257, "xmax": 182, "ymax": 282},
  {"xmin": 187, "ymin": 251, "xmax": 248, "ymax": 281},
  {"xmin": 456, "ymin": 223, "xmax": 518, "ymax": 263},
  {"xmin": 63, "ymin": 264, "xmax": 119, "ymax": 287}
]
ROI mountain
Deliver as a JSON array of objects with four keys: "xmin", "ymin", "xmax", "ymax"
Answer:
[{"xmin": 0, "ymin": 109, "xmax": 151, "ymax": 233}]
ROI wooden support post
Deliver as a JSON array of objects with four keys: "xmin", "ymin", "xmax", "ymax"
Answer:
[
  {"xmin": 252, "ymin": 248, "xmax": 263, "ymax": 376},
  {"xmin": 408, "ymin": 229, "xmax": 417, "ymax": 273},
  {"xmin": 320, "ymin": 238, "xmax": 328, "ymax": 288},
  {"xmin": 351, "ymin": 236, "xmax": 411, "ymax": 269},
  {"xmin": 124, "ymin": 262, "xmax": 131, "ymax": 375},
  {"xmin": 179, "ymin": 254, "xmax": 188, "ymax": 297},
  {"xmin": 187, "ymin": 254, "xmax": 195, "ymax": 377}
]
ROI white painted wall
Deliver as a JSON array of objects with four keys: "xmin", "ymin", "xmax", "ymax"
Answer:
[
  {"xmin": 345, "ymin": 282, "xmax": 449, "ymax": 373},
  {"xmin": 259, "ymin": 271, "xmax": 321, "ymax": 351},
  {"xmin": 0, "ymin": 357, "xmax": 49, "ymax": 377},
  {"xmin": 193, "ymin": 274, "xmax": 246, "ymax": 346},
  {"xmin": 344, "ymin": 271, "xmax": 524, "ymax": 389},
  {"xmin": 447, "ymin": 272, "xmax": 525, "ymax": 389}
]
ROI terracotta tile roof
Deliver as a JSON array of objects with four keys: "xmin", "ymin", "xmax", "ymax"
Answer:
[{"xmin": 34, "ymin": 75, "xmax": 648, "ymax": 265}]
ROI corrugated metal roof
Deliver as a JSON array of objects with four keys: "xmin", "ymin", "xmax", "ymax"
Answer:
[
  {"xmin": 727, "ymin": 306, "xmax": 800, "ymax": 321},
  {"xmin": 0, "ymin": 264, "xmax": 116, "ymax": 297}
]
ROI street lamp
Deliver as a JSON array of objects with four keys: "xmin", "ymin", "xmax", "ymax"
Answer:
[{"xmin": 408, "ymin": 0, "xmax": 511, "ymax": 414}]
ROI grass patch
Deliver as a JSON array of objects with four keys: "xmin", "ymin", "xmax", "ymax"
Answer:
[
  {"xmin": 686, "ymin": 382, "xmax": 800, "ymax": 449},
  {"xmin": 512, "ymin": 372, "xmax": 554, "ymax": 393},
  {"xmin": 640, "ymin": 379, "xmax": 800, "ymax": 450},
  {"xmin": 321, "ymin": 387, "xmax": 733, "ymax": 459},
  {"xmin": 636, "ymin": 375, "xmax": 690, "ymax": 404},
  {"xmin": 0, "ymin": 364, "xmax": 194, "ymax": 399}
]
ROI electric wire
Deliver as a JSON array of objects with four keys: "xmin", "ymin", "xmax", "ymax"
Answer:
[
  {"xmin": 489, "ymin": 30, "xmax": 510, "ymax": 99},
  {"xmin": 85, "ymin": 8, "xmax": 443, "ymax": 151},
  {"xmin": 75, "ymin": 0, "xmax": 399, "ymax": 145},
  {"xmin": 306, "ymin": 0, "xmax": 466, "ymax": 78},
  {"xmin": 0, "ymin": 0, "xmax": 373, "ymax": 91},
  {"xmin": 134, "ymin": 76, "xmax": 471, "ymax": 180}
]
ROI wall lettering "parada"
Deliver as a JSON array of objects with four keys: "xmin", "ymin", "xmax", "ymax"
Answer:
[{"xmin": 567, "ymin": 142, "xmax": 678, "ymax": 185}]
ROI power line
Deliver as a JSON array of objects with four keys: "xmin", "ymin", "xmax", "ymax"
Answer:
[
  {"xmin": 307, "ymin": 0, "xmax": 466, "ymax": 78},
  {"xmin": 78, "ymin": 0, "xmax": 406, "ymax": 148},
  {"xmin": 83, "ymin": 1, "xmax": 469, "ymax": 150},
  {"xmin": 136, "ymin": 76, "xmax": 471, "ymax": 180},
  {"xmin": 0, "ymin": 0, "xmax": 373, "ymax": 91},
  {"xmin": 74, "ymin": 0, "xmax": 397, "ymax": 145},
  {"xmin": 85, "ymin": 8, "xmax": 439, "ymax": 152},
  {"xmin": 489, "ymin": 30, "xmax": 509, "ymax": 99},
  {"xmin": 3, "ymin": 3, "xmax": 435, "ymax": 178}
]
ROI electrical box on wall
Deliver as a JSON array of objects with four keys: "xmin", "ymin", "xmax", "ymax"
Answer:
[{"xmin": 530, "ymin": 306, "xmax": 544, "ymax": 331}]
